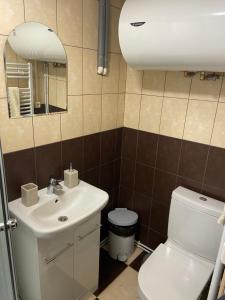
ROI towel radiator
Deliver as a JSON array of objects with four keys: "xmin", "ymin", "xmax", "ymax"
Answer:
[{"xmin": 6, "ymin": 62, "xmax": 33, "ymax": 116}]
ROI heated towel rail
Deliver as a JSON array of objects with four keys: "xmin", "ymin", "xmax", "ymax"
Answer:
[{"xmin": 6, "ymin": 62, "xmax": 33, "ymax": 116}]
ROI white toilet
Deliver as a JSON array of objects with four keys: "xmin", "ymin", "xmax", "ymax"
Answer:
[{"xmin": 138, "ymin": 186, "xmax": 224, "ymax": 300}]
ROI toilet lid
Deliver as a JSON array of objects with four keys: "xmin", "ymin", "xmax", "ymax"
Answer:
[{"xmin": 138, "ymin": 243, "xmax": 214, "ymax": 300}]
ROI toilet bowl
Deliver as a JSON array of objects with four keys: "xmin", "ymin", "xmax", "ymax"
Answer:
[{"xmin": 138, "ymin": 187, "xmax": 224, "ymax": 300}]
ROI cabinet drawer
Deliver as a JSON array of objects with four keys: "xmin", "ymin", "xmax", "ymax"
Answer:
[
  {"xmin": 75, "ymin": 213, "xmax": 101, "ymax": 241},
  {"xmin": 38, "ymin": 228, "xmax": 74, "ymax": 260}
]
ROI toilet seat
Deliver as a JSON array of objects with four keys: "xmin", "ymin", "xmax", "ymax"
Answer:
[{"xmin": 138, "ymin": 243, "xmax": 214, "ymax": 300}]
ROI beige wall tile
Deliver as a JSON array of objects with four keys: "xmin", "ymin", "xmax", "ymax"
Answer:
[
  {"xmin": 124, "ymin": 93, "xmax": 141, "ymax": 129},
  {"xmin": 83, "ymin": 94, "xmax": 101, "ymax": 135},
  {"xmin": 57, "ymin": 0, "xmax": 82, "ymax": 47},
  {"xmin": 184, "ymin": 100, "xmax": 217, "ymax": 144},
  {"xmin": 0, "ymin": 99, "xmax": 34, "ymax": 153},
  {"xmin": 211, "ymin": 103, "xmax": 225, "ymax": 148},
  {"xmin": 119, "ymin": 56, "xmax": 127, "ymax": 93},
  {"xmin": 61, "ymin": 96, "xmax": 83, "ymax": 140},
  {"xmin": 164, "ymin": 72, "xmax": 191, "ymax": 99},
  {"xmin": 24, "ymin": 0, "xmax": 57, "ymax": 31},
  {"xmin": 139, "ymin": 95, "xmax": 163, "ymax": 134},
  {"xmin": 101, "ymin": 94, "xmax": 118, "ymax": 131},
  {"xmin": 142, "ymin": 71, "xmax": 166, "ymax": 97},
  {"xmin": 190, "ymin": 73, "xmax": 222, "ymax": 101},
  {"xmin": 83, "ymin": 49, "xmax": 102, "ymax": 95},
  {"xmin": 0, "ymin": 0, "xmax": 24, "ymax": 35},
  {"xmin": 0, "ymin": 35, "xmax": 7, "ymax": 99},
  {"xmin": 109, "ymin": 6, "xmax": 120, "ymax": 53},
  {"xmin": 126, "ymin": 66, "xmax": 143, "ymax": 94},
  {"xmin": 102, "ymin": 54, "xmax": 120, "ymax": 94},
  {"xmin": 219, "ymin": 79, "xmax": 225, "ymax": 102},
  {"xmin": 160, "ymin": 97, "xmax": 188, "ymax": 139},
  {"xmin": 83, "ymin": 0, "xmax": 98, "ymax": 50},
  {"xmin": 117, "ymin": 93, "xmax": 125, "ymax": 127},
  {"xmin": 65, "ymin": 46, "xmax": 82, "ymax": 96},
  {"xmin": 33, "ymin": 114, "xmax": 61, "ymax": 147}
]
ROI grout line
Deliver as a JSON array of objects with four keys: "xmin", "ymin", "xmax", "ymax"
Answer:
[
  {"xmin": 55, "ymin": 0, "xmax": 58, "ymax": 34},
  {"xmin": 31, "ymin": 117, "xmax": 38, "ymax": 184},
  {"xmin": 137, "ymin": 71, "xmax": 145, "ymax": 130},
  {"xmin": 22, "ymin": 0, "xmax": 26, "ymax": 22},
  {"xmin": 201, "ymin": 76, "xmax": 224, "ymax": 191},
  {"xmin": 63, "ymin": 43, "xmax": 121, "ymax": 55},
  {"xmin": 158, "ymin": 71, "xmax": 167, "ymax": 137}
]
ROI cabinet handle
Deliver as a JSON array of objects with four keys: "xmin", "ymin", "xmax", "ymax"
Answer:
[
  {"xmin": 78, "ymin": 224, "xmax": 101, "ymax": 241},
  {"xmin": 44, "ymin": 242, "xmax": 74, "ymax": 264}
]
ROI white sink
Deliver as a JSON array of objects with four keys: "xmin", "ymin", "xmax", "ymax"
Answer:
[{"xmin": 9, "ymin": 180, "xmax": 108, "ymax": 238}]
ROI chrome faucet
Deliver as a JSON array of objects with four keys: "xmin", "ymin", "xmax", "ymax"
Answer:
[{"xmin": 47, "ymin": 178, "xmax": 63, "ymax": 195}]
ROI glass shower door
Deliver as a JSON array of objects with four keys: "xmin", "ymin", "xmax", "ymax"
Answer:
[{"xmin": 0, "ymin": 141, "xmax": 19, "ymax": 300}]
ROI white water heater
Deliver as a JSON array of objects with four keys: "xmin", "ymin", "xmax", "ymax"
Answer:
[{"xmin": 119, "ymin": 0, "xmax": 225, "ymax": 71}]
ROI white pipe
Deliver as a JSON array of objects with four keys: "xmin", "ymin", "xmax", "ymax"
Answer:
[
  {"xmin": 207, "ymin": 225, "xmax": 225, "ymax": 300},
  {"xmin": 97, "ymin": 66, "xmax": 104, "ymax": 75}
]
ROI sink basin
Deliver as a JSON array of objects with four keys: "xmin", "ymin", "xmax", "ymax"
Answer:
[{"xmin": 9, "ymin": 180, "xmax": 108, "ymax": 238}]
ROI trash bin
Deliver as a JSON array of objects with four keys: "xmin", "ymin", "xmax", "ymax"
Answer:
[{"xmin": 108, "ymin": 208, "xmax": 138, "ymax": 262}]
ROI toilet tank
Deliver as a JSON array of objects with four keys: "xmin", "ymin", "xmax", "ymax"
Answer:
[{"xmin": 168, "ymin": 187, "xmax": 224, "ymax": 262}]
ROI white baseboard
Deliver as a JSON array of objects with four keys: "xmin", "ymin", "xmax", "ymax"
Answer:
[
  {"xmin": 100, "ymin": 237, "xmax": 109, "ymax": 248},
  {"xmin": 135, "ymin": 240, "xmax": 153, "ymax": 253},
  {"xmin": 101, "ymin": 236, "xmax": 153, "ymax": 254}
]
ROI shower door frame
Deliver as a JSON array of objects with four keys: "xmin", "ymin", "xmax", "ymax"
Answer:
[{"xmin": 0, "ymin": 141, "xmax": 19, "ymax": 300}]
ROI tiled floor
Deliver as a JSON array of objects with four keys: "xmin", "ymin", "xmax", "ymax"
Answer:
[{"xmin": 84, "ymin": 247, "xmax": 149, "ymax": 300}]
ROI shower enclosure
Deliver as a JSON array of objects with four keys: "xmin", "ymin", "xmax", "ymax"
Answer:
[{"xmin": 0, "ymin": 142, "xmax": 19, "ymax": 300}]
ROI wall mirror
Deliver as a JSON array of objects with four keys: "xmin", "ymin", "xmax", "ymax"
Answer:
[{"xmin": 4, "ymin": 21, "xmax": 68, "ymax": 118}]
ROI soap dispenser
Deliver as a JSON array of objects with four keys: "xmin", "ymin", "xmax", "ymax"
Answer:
[{"xmin": 64, "ymin": 163, "xmax": 79, "ymax": 188}]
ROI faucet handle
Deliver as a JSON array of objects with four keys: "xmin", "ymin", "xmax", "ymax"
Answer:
[{"xmin": 49, "ymin": 177, "xmax": 62, "ymax": 185}]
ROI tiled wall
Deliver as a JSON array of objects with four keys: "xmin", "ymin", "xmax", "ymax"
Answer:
[
  {"xmin": 0, "ymin": 0, "xmax": 126, "ymax": 154},
  {"xmin": 124, "ymin": 68, "xmax": 225, "ymax": 148},
  {"xmin": 121, "ymin": 68, "xmax": 225, "ymax": 249},
  {"xmin": 0, "ymin": 0, "xmax": 125, "ymax": 241},
  {"xmin": 118, "ymin": 127, "xmax": 225, "ymax": 250},
  {"xmin": 4, "ymin": 128, "xmax": 122, "ymax": 240},
  {"xmin": 2, "ymin": 0, "xmax": 225, "ymax": 249}
]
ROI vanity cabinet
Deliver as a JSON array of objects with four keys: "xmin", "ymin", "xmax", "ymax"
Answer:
[{"xmin": 12, "ymin": 213, "xmax": 101, "ymax": 300}]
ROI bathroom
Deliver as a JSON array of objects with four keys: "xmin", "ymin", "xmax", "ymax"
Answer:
[{"xmin": 1, "ymin": 0, "xmax": 225, "ymax": 299}]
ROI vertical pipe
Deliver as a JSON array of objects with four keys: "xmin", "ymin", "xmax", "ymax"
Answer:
[
  {"xmin": 98, "ymin": 0, "xmax": 106, "ymax": 75},
  {"xmin": 103, "ymin": 0, "xmax": 110, "ymax": 75},
  {"xmin": 207, "ymin": 225, "xmax": 225, "ymax": 300}
]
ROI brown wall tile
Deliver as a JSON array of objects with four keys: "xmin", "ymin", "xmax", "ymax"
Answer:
[
  {"xmin": 134, "ymin": 163, "xmax": 154, "ymax": 196},
  {"xmin": 137, "ymin": 131, "xmax": 158, "ymax": 167},
  {"xmin": 121, "ymin": 127, "xmax": 138, "ymax": 160},
  {"xmin": 35, "ymin": 142, "xmax": 62, "ymax": 189},
  {"xmin": 156, "ymin": 135, "xmax": 182, "ymax": 174},
  {"xmin": 4, "ymin": 148, "xmax": 36, "ymax": 201},
  {"xmin": 83, "ymin": 133, "xmax": 101, "ymax": 171},
  {"xmin": 62, "ymin": 137, "xmax": 83, "ymax": 172},
  {"xmin": 178, "ymin": 140, "xmax": 209, "ymax": 183}
]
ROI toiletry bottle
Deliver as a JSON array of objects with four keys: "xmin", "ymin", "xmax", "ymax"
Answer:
[{"xmin": 64, "ymin": 163, "xmax": 79, "ymax": 188}]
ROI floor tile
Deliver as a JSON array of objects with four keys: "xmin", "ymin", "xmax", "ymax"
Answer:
[
  {"xmin": 130, "ymin": 251, "xmax": 151, "ymax": 272},
  {"xmin": 126, "ymin": 247, "xmax": 143, "ymax": 266},
  {"xmin": 98, "ymin": 267, "xmax": 139, "ymax": 300},
  {"xmin": 94, "ymin": 248, "xmax": 127, "ymax": 296}
]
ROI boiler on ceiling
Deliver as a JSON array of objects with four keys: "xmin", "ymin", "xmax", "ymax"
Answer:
[{"xmin": 119, "ymin": 0, "xmax": 225, "ymax": 72}]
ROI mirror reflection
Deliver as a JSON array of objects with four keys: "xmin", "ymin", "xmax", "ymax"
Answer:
[{"xmin": 4, "ymin": 22, "xmax": 67, "ymax": 118}]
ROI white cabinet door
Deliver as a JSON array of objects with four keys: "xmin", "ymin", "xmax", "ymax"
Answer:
[
  {"xmin": 38, "ymin": 230, "xmax": 74, "ymax": 300},
  {"xmin": 74, "ymin": 213, "xmax": 101, "ymax": 298}
]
